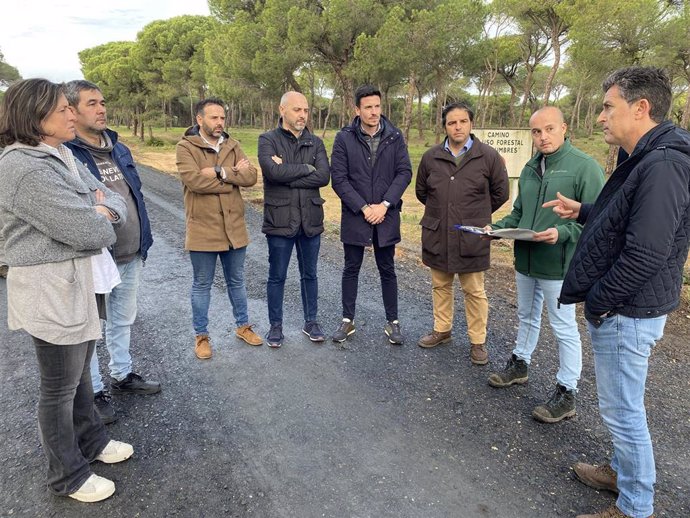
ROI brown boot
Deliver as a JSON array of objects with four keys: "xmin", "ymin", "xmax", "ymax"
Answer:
[
  {"xmin": 236, "ymin": 324, "xmax": 263, "ymax": 346},
  {"xmin": 574, "ymin": 462, "xmax": 618, "ymax": 493},
  {"xmin": 576, "ymin": 504, "xmax": 652, "ymax": 518},
  {"xmin": 195, "ymin": 335, "xmax": 212, "ymax": 359},
  {"xmin": 417, "ymin": 330, "xmax": 451, "ymax": 348},
  {"xmin": 470, "ymin": 343, "xmax": 488, "ymax": 365}
]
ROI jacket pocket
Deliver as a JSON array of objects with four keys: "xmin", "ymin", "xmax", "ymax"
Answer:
[
  {"xmin": 420, "ymin": 214, "xmax": 442, "ymax": 256},
  {"xmin": 37, "ymin": 261, "xmax": 88, "ymax": 328},
  {"xmin": 309, "ymin": 197, "xmax": 325, "ymax": 227},
  {"xmin": 264, "ymin": 196, "xmax": 291, "ymax": 228},
  {"xmin": 458, "ymin": 217, "xmax": 490, "ymax": 258}
]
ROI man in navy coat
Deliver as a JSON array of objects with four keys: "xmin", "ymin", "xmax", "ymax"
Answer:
[{"xmin": 330, "ymin": 85, "xmax": 412, "ymax": 345}]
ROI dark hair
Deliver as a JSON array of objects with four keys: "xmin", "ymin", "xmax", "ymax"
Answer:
[
  {"xmin": 354, "ymin": 85, "xmax": 381, "ymax": 108},
  {"xmin": 442, "ymin": 102, "xmax": 474, "ymax": 126},
  {"xmin": 0, "ymin": 78, "xmax": 64, "ymax": 147},
  {"xmin": 63, "ymin": 79, "xmax": 101, "ymax": 107},
  {"xmin": 602, "ymin": 67, "xmax": 671, "ymax": 123},
  {"xmin": 195, "ymin": 98, "xmax": 225, "ymax": 116}
]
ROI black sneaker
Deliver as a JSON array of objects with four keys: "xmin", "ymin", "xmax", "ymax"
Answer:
[
  {"xmin": 267, "ymin": 323, "xmax": 284, "ymax": 348},
  {"xmin": 384, "ymin": 320, "xmax": 404, "ymax": 345},
  {"xmin": 488, "ymin": 354, "xmax": 529, "ymax": 388},
  {"xmin": 110, "ymin": 372, "xmax": 161, "ymax": 395},
  {"xmin": 94, "ymin": 390, "xmax": 117, "ymax": 425},
  {"xmin": 532, "ymin": 383, "xmax": 576, "ymax": 423},
  {"xmin": 303, "ymin": 321, "xmax": 325, "ymax": 342},
  {"xmin": 332, "ymin": 319, "xmax": 355, "ymax": 343}
]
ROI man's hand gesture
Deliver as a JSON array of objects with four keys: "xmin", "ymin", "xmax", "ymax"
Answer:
[{"xmin": 542, "ymin": 191, "xmax": 581, "ymax": 220}]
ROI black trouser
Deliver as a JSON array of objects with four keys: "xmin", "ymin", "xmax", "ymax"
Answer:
[
  {"xmin": 341, "ymin": 228, "xmax": 398, "ymax": 322},
  {"xmin": 33, "ymin": 337, "xmax": 109, "ymax": 495}
]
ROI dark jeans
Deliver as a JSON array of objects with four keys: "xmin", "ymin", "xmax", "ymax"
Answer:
[
  {"xmin": 33, "ymin": 337, "xmax": 109, "ymax": 495},
  {"xmin": 267, "ymin": 233, "xmax": 321, "ymax": 325},
  {"xmin": 342, "ymin": 229, "xmax": 398, "ymax": 322}
]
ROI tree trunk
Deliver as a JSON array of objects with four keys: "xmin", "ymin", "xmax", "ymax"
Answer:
[
  {"xmin": 322, "ymin": 95, "xmax": 335, "ymax": 138},
  {"xmin": 508, "ymin": 88, "xmax": 517, "ymax": 126},
  {"xmin": 310, "ymin": 72, "xmax": 316, "ymax": 127},
  {"xmin": 605, "ymin": 144, "xmax": 618, "ymax": 176},
  {"xmin": 417, "ymin": 88, "xmax": 424, "ymax": 139},
  {"xmin": 189, "ymin": 86, "xmax": 194, "ymax": 125},
  {"xmin": 570, "ymin": 83, "xmax": 584, "ymax": 130},
  {"xmin": 542, "ymin": 31, "xmax": 562, "ymax": 106},
  {"xmin": 339, "ymin": 94, "xmax": 347, "ymax": 128},
  {"xmin": 518, "ymin": 66, "xmax": 535, "ymax": 126},
  {"xmin": 434, "ymin": 83, "xmax": 445, "ymax": 145},
  {"xmin": 682, "ymin": 83, "xmax": 690, "ymax": 129},
  {"xmin": 334, "ymin": 68, "xmax": 354, "ymax": 116},
  {"xmin": 402, "ymin": 73, "xmax": 416, "ymax": 144},
  {"xmin": 585, "ymin": 100, "xmax": 596, "ymax": 136},
  {"xmin": 288, "ymin": 74, "xmax": 302, "ymax": 94}
]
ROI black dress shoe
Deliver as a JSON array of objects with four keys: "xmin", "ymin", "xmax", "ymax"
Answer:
[
  {"xmin": 94, "ymin": 390, "xmax": 117, "ymax": 424},
  {"xmin": 110, "ymin": 372, "xmax": 161, "ymax": 395}
]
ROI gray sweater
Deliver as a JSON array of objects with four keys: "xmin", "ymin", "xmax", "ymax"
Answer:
[
  {"xmin": 0, "ymin": 144, "xmax": 126, "ymax": 266},
  {"xmin": 0, "ymin": 144, "xmax": 127, "ymax": 344}
]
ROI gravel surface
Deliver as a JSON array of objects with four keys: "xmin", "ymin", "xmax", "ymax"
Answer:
[{"xmin": 1, "ymin": 165, "xmax": 689, "ymax": 517}]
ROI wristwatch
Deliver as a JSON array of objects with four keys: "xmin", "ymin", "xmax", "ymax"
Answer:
[
  {"xmin": 214, "ymin": 165, "xmax": 223, "ymax": 181},
  {"xmin": 382, "ymin": 200, "xmax": 391, "ymax": 208}
]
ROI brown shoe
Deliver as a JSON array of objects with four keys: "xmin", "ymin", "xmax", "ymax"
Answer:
[
  {"xmin": 470, "ymin": 343, "xmax": 488, "ymax": 365},
  {"xmin": 195, "ymin": 335, "xmax": 212, "ymax": 359},
  {"xmin": 236, "ymin": 324, "xmax": 263, "ymax": 346},
  {"xmin": 576, "ymin": 504, "xmax": 651, "ymax": 518},
  {"xmin": 0, "ymin": 264, "xmax": 7, "ymax": 278},
  {"xmin": 574, "ymin": 462, "xmax": 618, "ymax": 493},
  {"xmin": 417, "ymin": 330, "xmax": 452, "ymax": 348}
]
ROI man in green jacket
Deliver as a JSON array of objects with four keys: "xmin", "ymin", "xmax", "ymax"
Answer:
[{"xmin": 487, "ymin": 106, "xmax": 605, "ymax": 423}]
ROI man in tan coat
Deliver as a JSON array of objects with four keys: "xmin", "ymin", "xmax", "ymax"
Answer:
[{"xmin": 176, "ymin": 98, "xmax": 263, "ymax": 359}]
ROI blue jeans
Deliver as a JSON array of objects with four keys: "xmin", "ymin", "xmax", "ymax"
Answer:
[
  {"xmin": 588, "ymin": 314, "xmax": 666, "ymax": 518},
  {"xmin": 90, "ymin": 256, "xmax": 142, "ymax": 393},
  {"xmin": 513, "ymin": 272, "xmax": 582, "ymax": 390},
  {"xmin": 266, "ymin": 233, "xmax": 320, "ymax": 325},
  {"xmin": 34, "ymin": 337, "xmax": 109, "ymax": 495},
  {"xmin": 190, "ymin": 248, "xmax": 248, "ymax": 335}
]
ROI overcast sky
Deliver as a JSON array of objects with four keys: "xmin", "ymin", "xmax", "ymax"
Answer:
[{"xmin": 0, "ymin": 0, "xmax": 210, "ymax": 82}]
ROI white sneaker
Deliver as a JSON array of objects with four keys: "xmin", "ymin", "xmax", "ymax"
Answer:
[
  {"xmin": 95, "ymin": 440, "xmax": 134, "ymax": 464},
  {"xmin": 68, "ymin": 474, "xmax": 115, "ymax": 502}
]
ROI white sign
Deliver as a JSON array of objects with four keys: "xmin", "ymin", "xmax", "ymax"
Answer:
[{"xmin": 473, "ymin": 128, "xmax": 533, "ymax": 179}]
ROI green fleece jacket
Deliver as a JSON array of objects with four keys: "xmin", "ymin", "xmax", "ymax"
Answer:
[{"xmin": 492, "ymin": 139, "xmax": 604, "ymax": 279}]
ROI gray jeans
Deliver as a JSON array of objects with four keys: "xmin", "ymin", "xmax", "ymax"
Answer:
[{"xmin": 33, "ymin": 337, "xmax": 109, "ymax": 495}]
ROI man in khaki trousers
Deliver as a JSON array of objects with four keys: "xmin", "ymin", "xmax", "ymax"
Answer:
[{"xmin": 415, "ymin": 102, "xmax": 508, "ymax": 364}]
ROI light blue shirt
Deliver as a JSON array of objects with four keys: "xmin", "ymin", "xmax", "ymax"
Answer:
[{"xmin": 444, "ymin": 136, "xmax": 473, "ymax": 158}]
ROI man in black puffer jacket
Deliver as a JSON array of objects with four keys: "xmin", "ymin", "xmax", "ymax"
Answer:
[
  {"xmin": 258, "ymin": 91, "xmax": 330, "ymax": 348},
  {"xmin": 545, "ymin": 67, "xmax": 690, "ymax": 518}
]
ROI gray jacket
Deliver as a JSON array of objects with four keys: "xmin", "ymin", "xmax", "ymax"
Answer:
[
  {"xmin": 0, "ymin": 144, "xmax": 126, "ymax": 344},
  {"xmin": 0, "ymin": 144, "xmax": 125, "ymax": 265}
]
